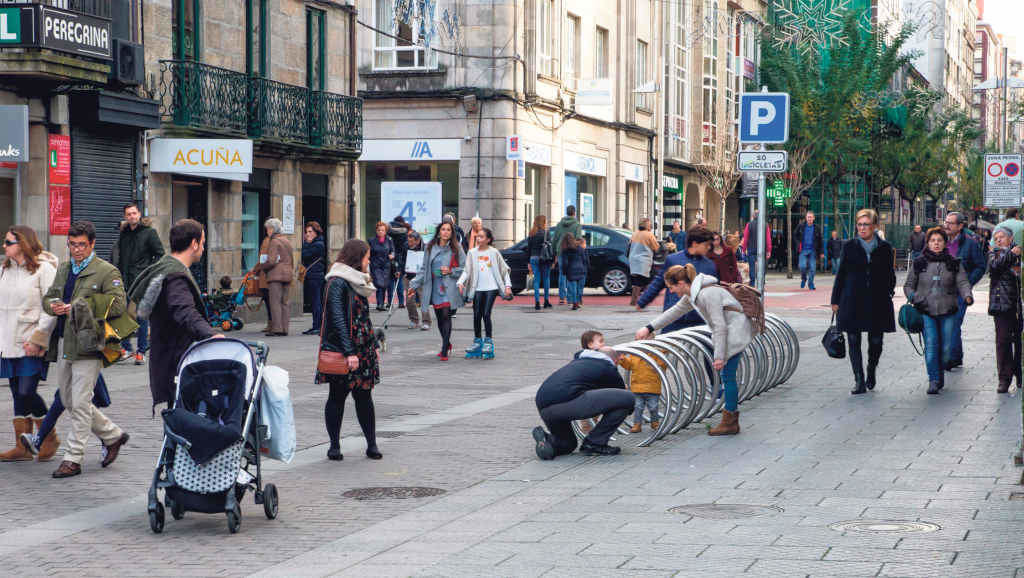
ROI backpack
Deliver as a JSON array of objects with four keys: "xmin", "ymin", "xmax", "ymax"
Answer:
[
  {"xmin": 714, "ymin": 283, "xmax": 765, "ymax": 335},
  {"xmin": 540, "ymin": 237, "xmax": 555, "ymax": 262}
]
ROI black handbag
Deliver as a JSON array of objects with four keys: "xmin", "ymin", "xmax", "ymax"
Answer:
[{"xmin": 822, "ymin": 313, "xmax": 846, "ymax": 359}]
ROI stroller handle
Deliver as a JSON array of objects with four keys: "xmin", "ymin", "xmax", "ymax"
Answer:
[{"xmin": 246, "ymin": 340, "xmax": 270, "ymax": 362}]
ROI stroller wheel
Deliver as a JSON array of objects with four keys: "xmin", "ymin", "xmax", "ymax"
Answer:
[
  {"xmin": 149, "ymin": 503, "xmax": 165, "ymax": 534},
  {"xmin": 263, "ymin": 483, "xmax": 279, "ymax": 520},
  {"xmin": 227, "ymin": 504, "xmax": 241, "ymax": 534}
]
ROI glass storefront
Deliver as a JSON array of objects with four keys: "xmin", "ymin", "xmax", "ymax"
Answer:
[
  {"xmin": 362, "ymin": 162, "xmax": 459, "ymax": 238},
  {"xmin": 564, "ymin": 172, "xmax": 603, "ymax": 225}
]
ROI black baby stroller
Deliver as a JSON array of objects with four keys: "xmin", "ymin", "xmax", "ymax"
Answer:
[{"xmin": 148, "ymin": 338, "xmax": 279, "ymax": 533}]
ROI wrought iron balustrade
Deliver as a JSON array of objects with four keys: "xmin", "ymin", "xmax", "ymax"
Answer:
[
  {"xmin": 158, "ymin": 60, "xmax": 249, "ymax": 135},
  {"xmin": 309, "ymin": 91, "xmax": 363, "ymax": 155}
]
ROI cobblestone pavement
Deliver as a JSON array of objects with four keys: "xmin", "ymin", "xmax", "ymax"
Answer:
[{"xmin": 1, "ymin": 274, "xmax": 1022, "ymax": 577}]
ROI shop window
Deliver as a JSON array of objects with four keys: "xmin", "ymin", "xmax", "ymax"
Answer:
[
  {"xmin": 374, "ymin": 0, "xmax": 437, "ymax": 70},
  {"xmin": 246, "ymin": 0, "xmax": 267, "ymax": 77},
  {"xmin": 241, "ymin": 191, "xmax": 260, "ymax": 271},
  {"xmin": 307, "ymin": 8, "xmax": 326, "ymax": 90},
  {"xmin": 173, "ymin": 0, "xmax": 201, "ymax": 61}
]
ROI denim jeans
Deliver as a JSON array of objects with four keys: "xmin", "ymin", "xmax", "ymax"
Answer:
[
  {"xmin": 558, "ymin": 272, "xmax": 567, "ymax": 301},
  {"xmin": 922, "ymin": 313, "xmax": 956, "ymax": 382},
  {"xmin": 633, "ymin": 393, "xmax": 661, "ymax": 424},
  {"xmin": 720, "ymin": 353, "xmax": 742, "ymax": 411},
  {"xmin": 950, "ymin": 297, "xmax": 968, "ymax": 363},
  {"xmin": 121, "ymin": 319, "xmax": 149, "ymax": 353},
  {"xmin": 746, "ymin": 254, "xmax": 759, "ymax": 286},
  {"xmin": 564, "ymin": 279, "xmax": 582, "ymax": 304},
  {"xmin": 831, "ymin": 258, "xmax": 840, "ymax": 274},
  {"xmin": 798, "ymin": 250, "xmax": 816, "ymax": 287},
  {"xmin": 530, "ymin": 257, "xmax": 551, "ymax": 303}
]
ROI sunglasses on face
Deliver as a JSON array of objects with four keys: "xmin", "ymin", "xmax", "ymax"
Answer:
[
  {"xmin": 68, "ymin": 241, "xmax": 90, "ymax": 250},
  {"xmin": 3, "ymin": 239, "xmax": 17, "ymax": 246}
]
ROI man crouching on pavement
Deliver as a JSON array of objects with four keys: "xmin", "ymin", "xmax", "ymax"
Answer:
[{"xmin": 532, "ymin": 346, "xmax": 634, "ymax": 459}]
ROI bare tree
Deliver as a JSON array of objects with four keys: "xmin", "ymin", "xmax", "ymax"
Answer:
[
  {"xmin": 694, "ymin": 131, "xmax": 743, "ymax": 234},
  {"xmin": 782, "ymin": 146, "xmax": 821, "ymax": 278}
]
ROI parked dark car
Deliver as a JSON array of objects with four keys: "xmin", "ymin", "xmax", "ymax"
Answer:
[{"xmin": 502, "ymin": 225, "xmax": 633, "ymax": 296}]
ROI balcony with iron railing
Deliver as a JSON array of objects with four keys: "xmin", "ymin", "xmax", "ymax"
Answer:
[{"xmin": 157, "ymin": 60, "xmax": 362, "ymax": 159}]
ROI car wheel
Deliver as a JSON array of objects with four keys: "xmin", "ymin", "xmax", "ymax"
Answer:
[{"xmin": 602, "ymin": 267, "xmax": 629, "ymax": 296}]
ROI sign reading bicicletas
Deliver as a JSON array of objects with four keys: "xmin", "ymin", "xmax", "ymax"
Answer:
[
  {"xmin": 149, "ymin": 139, "xmax": 253, "ymax": 179},
  {"xmin": 737, "ymin": 150, "xmax": 787, "ymax": 172},
  {"xmin": 984, "ymin": 153, "xmax": 1023, "ymax": 209}
]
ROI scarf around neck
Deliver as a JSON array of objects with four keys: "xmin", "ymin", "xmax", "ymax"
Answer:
[
  {"xmin": 71, "ymin": 252, "xmax": 95, "ymax": 275},
  {"xmin": 915, "ymin": 247, "xmax": 959, "ymax": 273},
  {"xmin": 325, "ymin": 262, "xmax": 375, "ymax": 297}
]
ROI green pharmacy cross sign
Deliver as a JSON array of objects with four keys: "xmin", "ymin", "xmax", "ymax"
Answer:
[{"xmin": 766, "ymin": 179, "xmax": 791, "ymax": 207}]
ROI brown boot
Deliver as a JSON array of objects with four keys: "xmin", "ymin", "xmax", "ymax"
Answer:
[
  {"xmin": 650, "ymin": 421, "xmax": 660, "ymax": 430},
  {"xmin": 708, "ymin": 410, "xmax": 740, "ymax": 436},
  {"xmin": 629, "ymin": 422, "xmax": 642, "ymax": 433},
  {"xmin": 34, "ymin": 419, "xmax": 60, "ymax": 462},
  {"xmin": 629, "ymin": 286, "xmax": 640, "ymax": 306},
  {"xmin": 0, "ymin": 417, "xmax": 34, "ymax": 461}
]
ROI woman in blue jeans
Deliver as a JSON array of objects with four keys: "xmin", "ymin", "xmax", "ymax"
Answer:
[
  {"xmin": 903, "ymin": 227, "xmax": 973, "ymax": 395},
  {"xmin": 526, "ymin": 215, "xmax": 552, "ymax": 310},
  {"xmin": 635, "ymin": 263, "xmax": 755, "ymax": 435}
]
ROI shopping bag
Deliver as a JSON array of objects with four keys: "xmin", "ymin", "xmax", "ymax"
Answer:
[{"xmin": 259, "ymin": 365, "xmax": 295, "ymax": 463}]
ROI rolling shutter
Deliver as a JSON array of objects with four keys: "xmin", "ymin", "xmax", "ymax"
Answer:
[{"xmin": 71, "ymin": 126, "xmax": 136, "ymax": 260}]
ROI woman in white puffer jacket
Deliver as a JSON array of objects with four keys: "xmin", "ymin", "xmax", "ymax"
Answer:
[{"xmin": 0, "ymin": 225, "xmax": 58, "ymax": 461}]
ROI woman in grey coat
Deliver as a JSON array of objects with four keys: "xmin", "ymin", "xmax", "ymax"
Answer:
[
  {"xmin": 409, "ymin": 221, "xmax": 465, "ymax": 361},
  {"xmin": 904, "ymin": 227, "xmax": 973, "ymax": 394},
  {"xmin": 635, "ymin": 263, "xmax": 755, "ymax": 435}
]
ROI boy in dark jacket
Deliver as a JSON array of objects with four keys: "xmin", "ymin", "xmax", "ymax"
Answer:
[{"xmin": 533, "ymin": 347, "xmax": 634, "ymax": 459}]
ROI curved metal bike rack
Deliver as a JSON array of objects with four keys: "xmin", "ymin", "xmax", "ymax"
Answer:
[{"xmin": 573, "ymin": 313, "xmax": 800, "ymax": 447}]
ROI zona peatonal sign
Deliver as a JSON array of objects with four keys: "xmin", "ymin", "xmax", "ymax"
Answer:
[{"xmin": 0, "ymin": 4, "xmax": 111, "ymax": 60}]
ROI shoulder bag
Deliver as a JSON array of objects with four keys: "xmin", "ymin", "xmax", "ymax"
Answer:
[
  {"xmin": 316, "ymin": 279, "xmax": 351, "ymax": 375},
  {"xmin": 897, "ymin": 301, "xmax": 925, "ymax": 356},
  {"xmin": 297, "ymin": 258, "xmax": 321, "ymax": 283},
  {"xmin": 821, "ymin": 312, "xmax": 846, "ymax": 359}
]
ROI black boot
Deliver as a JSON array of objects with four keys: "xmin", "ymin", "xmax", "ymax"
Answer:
[
  {"xmin": 865, "ymin": 363, "xmax": 877, "ymax": 391},
  {"xmin": 927, "ymin": 381, "xmax": 941, "ymax": 394},
  {"xmin": 850, "ymin": 367, "xmax": 867, "ymax": 395}
]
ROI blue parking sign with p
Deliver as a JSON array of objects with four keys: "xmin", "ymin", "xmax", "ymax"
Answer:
[{"xmin": 740, "ymin": 93, "xmax": 790, "ymax": 144}]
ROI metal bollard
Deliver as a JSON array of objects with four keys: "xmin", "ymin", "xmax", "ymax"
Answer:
[{"xmin": 573, "ymin": 314, "xmax": 801, "ymax": 447}]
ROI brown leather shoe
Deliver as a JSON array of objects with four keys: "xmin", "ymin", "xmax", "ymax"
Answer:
[
  {"xmin": 629, "ymin": 422, "xmax": 642, "ymax": 434},
  {"xmin": 101, "ymin": 433, "xmax": 130, "ymax": 468},
  {"xmin": 52, "ymin": 460, "xmax": 81, "ymax": 478}
]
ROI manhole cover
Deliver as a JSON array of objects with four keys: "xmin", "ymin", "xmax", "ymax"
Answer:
[
  {"xmin": 342, "ymin": 487, "xmax": 446, "ymax": 500},
  {"xmin": 667, "ymin": 504, "xmax": 783, "ymax": 519},
  {"xmin": 829, "ymin": 520, "xmax": 941, "ymax": 534}
]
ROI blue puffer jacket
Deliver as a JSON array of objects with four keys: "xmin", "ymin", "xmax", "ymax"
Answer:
[{"xmin": 637, "ymin": 250, "xmax": 718, "ymax": 332}]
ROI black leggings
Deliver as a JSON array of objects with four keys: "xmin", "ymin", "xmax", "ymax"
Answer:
[
  {"xmin": 324, "ymin": 377, "xmax": 376, "ymax": 449},
  {"xmin": 9, "ymin": 375, "xmax": 47, "ymax": 418},
  {"xmin": 473, "ymin": 290, "xmax": 498, "ymax": 338},
  {"xmin": 435, "ymin": 305, "xmax": 453, "ymax": 352}
]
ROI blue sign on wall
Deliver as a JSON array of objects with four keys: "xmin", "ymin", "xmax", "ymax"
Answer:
[{"xmin": 739, "ymin": 93, "xmax": 790, "ymax": 144}]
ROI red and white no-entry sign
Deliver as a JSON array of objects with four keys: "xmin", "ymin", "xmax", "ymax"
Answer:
[{"xmin": 984, "ymin": 154, "xmax": 1023, "ymax": 208}]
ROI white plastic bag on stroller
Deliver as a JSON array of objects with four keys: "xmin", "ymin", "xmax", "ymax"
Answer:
[{"xmin": 259, "ymin": 365, "xmax": 295, "ymax": 463}]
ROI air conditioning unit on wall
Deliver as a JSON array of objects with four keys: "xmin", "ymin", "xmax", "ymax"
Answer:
[{"xmin": 111, "ymin": 39, "xmax": 144, "ymax": 86}]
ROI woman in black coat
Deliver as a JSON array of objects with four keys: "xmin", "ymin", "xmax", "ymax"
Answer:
[
  {"xmin": 317, "ymin": 239, "xmax": 382, "ymax": 461},
  {"xmin": 830, "ymin": 209, "xmax": 896, "ymax": 395},
  {"xmin": 301, "ymin": 221, "xmax": 327, "ymax": 335}
]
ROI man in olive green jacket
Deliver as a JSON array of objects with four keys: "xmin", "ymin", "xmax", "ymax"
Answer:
[{"xmin": 42, "ymin": 221, "xmax": 130, "ymax": 478}]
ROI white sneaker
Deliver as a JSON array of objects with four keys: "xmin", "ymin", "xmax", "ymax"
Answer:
[{"xmin": 420, "ymin": 323, "xmax": 430, "ymax": 331}]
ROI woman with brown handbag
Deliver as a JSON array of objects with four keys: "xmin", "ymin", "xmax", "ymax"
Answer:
[{"xmin": 316, "ymin": 239, "xmax": 382, "ymax": 461}]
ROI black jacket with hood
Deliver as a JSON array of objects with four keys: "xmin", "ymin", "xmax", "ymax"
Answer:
[{"xmin": 113, "ymin": 218, "xmax": 164, "ymax": 290}]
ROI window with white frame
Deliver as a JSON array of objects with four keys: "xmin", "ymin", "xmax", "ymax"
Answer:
[
  {"xmin": 668, "ymin": 0, "xmax": 688, "ymax": 160},
  {"xmin": 566, "ymin": 14, "xmax": 580, "ymax": 90},
  {"xmin": 374, "ymin": 0, "xmax": 437, "ymax": 70},
  {"xmin": 538, "ymin": 0, "xmax": 558, "ymax": 77},
  {"xmin": 595, "ymin": 26, "xmax": 609, "ymax": 79},
  {"xmin": 725, "ymin": 9, "xmax": 737, "ymax": 153},
  {"xmin": 636, "ymin": 40, "xmax": 649, "ymax": 109},
  {"xmin": 701, "ymin": 0, "xmax": 718, "ymax": 156}
]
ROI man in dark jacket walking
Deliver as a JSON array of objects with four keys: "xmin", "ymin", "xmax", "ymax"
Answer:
[
  {"xmin": 389, "ymin": 216, "xmax": 410, "ymax": 308},
  {"xmin": 113, "ymin": 203, "xmax": 164, "ymax": 365},
  {"xmin": 909, "ymin": 225, "xmax": 925, "ymax": 261},
  {"xmin": 636, "ymin": 227, "xmax": 717, "ymax": 332},
  {"xmin": 130, "ymin": 219, "xmax": 220, "ymax": 412},
  {"xmin": 532, "ymin": 347, "xmax": 634, "ymax": 459},
  {"xmin": 795, "ymin": 211, "xmax": 824, "ymax": 290},
  {"xmin": 944, "ymin": 212, "xmax": 985, "ymax": 368},
  {"xmin": 827, "ymin": 230, "xmax": 843, "ymax": 274}
]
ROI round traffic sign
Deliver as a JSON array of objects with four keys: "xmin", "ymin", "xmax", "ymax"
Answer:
[
  {"xmin": 989, "ymin": 162, "xmax": 1004, "ymax": 177},
  {"xmin": 1006, "ymin": 163, "xmax": 1020, "ymax": 178}
]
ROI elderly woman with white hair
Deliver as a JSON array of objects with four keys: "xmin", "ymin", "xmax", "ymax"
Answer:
[
  {"xmin": 989, "ymin": 225, "xmax": 1022, "ymax": 393},
  {"xmin": 255, "ymin": 218, "xmax": 294, "ymax": 336}
]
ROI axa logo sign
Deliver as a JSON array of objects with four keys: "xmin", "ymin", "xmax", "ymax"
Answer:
[{"xmin": 410, "ymin": 141, "xmax": 433, "ymax": 159}]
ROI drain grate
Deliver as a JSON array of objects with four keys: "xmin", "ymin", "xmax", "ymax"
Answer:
[
  {"xmin": 342, "ymin": 486, "xmax": 447, "ymax": 501},
  {"xmin": 668, "ymin": 504, "xmax": 783, "ymax": 519},
  {"xmin": 829, "ymin": 520, "xmax": 941, "ymax": 534}
]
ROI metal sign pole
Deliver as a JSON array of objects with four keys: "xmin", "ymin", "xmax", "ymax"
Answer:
[{"xmin": 757, "ymin": 171, "xmax": 766, "ymax": 295}]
